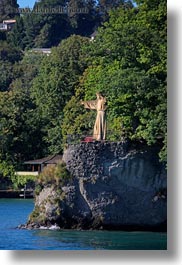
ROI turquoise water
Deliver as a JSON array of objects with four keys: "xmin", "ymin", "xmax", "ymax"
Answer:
[{"xmin": 0, "ymin": 199, "xmax": 167, "ymax": 250}]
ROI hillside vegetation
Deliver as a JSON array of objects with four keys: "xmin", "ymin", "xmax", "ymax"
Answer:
[{"xmin": 0, "ymin": 0, "xmax": 167, "ymax": 188}]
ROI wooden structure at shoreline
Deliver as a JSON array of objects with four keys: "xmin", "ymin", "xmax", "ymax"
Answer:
[
  {"xmin": 0, "ymin": 155, "xmax": 62, "ymax": 198},
  {"xmin": 16, "ymin": 154, "xmax": 62, "ymax": 176},
  {"xmin": 0, "ymin": 189, "xmax": 33, "ymax": 198}
]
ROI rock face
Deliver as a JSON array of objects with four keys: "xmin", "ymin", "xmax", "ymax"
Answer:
[{"xmin": 26, "ymin": 142, "xmax": 167, "ymax": 230}]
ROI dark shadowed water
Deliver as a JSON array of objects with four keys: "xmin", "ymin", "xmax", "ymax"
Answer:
[{"xmin": 0, "ymin": 199, "xmax": 167, "ymax": 250}]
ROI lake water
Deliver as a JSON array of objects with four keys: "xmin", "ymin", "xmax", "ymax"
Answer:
[{"xmin": 0, "ymin": 199, "xmax": 167, "ymax": 250}]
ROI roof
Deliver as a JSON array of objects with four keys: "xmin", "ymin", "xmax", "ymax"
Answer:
[
  {"xmin": 44, "ymin": 155, "xmax": 62, "ymax": 164},
  {"xmin": 3, "ymin": 20, "xmax": 16, "ymax": 24},
  {"xmin": 31, "ymin": 48, "xmax": 51, "ymax": 53},
  {"xmin": 24, "ymin": 155, "xmax": 62, "ymax": 165}
]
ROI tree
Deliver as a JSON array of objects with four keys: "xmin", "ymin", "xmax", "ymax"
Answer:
[
  {"xmin": 62, "ymin": 94, "xmax": 96, "ymax": 144},
  {"xmin": 96, "ymin": 0, "xmax": 133, "ymax": 22},
  {"xmin": 63, "ymin": 0, "xmax": 167, "ymax": 162},
  {"xmin": 7, "ymin": 16, "xmax": 26, "ymax": 49},
  {"xmin": 2, "ymin": 0, "xmax": 133, "ymax": 51},
  {"xmin": 0, "ymin": 0, "xmax": 167, "ymax": 173},
  {"xmin": 67, "ymin": 0, "xmax": 98, "ymax": 36},
  {"xmin": 30, "ymin": 35, "xmax": 89, "ymax": 153},
  {"xmin": 23, "ymin": 14, "xmax": 42, "ymax": 49},
  {"xmin": 0, "ymin": 0, "xmax": 19, "ymax": 21},
  {"xmin": 11, "ymin": 51, "xmax": 44, "ymax": 88},
  {"xmin": 0, "ymin": 60, "xmax": 13, "ymax": 91},
  {"xmin": 34, "ymin": 23, "xmax": 52, "ymax": 48},
  {"xmin": 0, "ymin": 41, "xmax": 22, "ymax": 62},
  {"xmin": 28, "ymin": 0, "xmax": 70, "ymax": 47},
  {"xmin": 0, "ymin": 86, "xmax": 46, "ymax": 164},
  {"xmin": 0, "ymin": 41, "xmax": 22, "ymax": 91}
]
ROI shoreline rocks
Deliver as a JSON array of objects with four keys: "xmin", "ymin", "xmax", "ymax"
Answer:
[{"xmin": 25, "ymin": 142, "xmax": 167, "ymax": 231}]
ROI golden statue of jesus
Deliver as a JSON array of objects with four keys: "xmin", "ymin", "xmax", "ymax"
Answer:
[{"xmin": 81, "ymin": 93, "xmax": 107, "ymax": 141}]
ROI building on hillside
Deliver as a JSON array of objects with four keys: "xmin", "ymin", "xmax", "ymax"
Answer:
[
  {"xmin": 0, "ymin": 20, "xmax": 16, "ymax": 31},
  {"xmin": 16, "ymin": 154, "xmax": 62, "ymax": 176},
  {"xmin": 31, "ymin": 48, "xmax": 51, "ymax": 56}
]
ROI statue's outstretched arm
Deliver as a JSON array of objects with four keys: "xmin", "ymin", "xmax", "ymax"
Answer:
[{"xmin": 80, "ymin": 100, "xmax": 97, "ymax": 110}]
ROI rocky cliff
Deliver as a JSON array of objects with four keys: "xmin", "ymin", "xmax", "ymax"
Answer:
[{"xmin": 24, "ymin": 142, "xmax": 167, "ymax": 231}]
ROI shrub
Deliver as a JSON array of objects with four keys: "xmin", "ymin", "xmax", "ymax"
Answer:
[{"xmin": 37, "ymin": 161, "xmax": 71, "ymax": 187}]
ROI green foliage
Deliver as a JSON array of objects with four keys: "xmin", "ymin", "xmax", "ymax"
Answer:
[
  {"xmin": 7, "ymin": 16, "xmax": 26, "ymax": 49},
  {"xmin": 30, "ymin": 35, "xmax": 89, "ymax": 153},
  {"xmin": 10, "ymin": 174, "xmax": 36, "ymax": 189},
  {"xmin": 0, "ymin": 41, "xmax": 22, "ymax": 62},
  {"xmin": 29, "ymin": 205, "xmax": 40, "ymax": 220},
  {"xmin": 159, "ymin": 133, "xmax": 167, "ymax": 163},
  {"xmin": 34, "ymin": 184, "xmax": 42, "ymax": 196},
  {"xmin": 0, "ymin": 155, "xmax": 16, "ymax": 189},
  {"xmin": 11, "ymin": 51, "xmax": 44, "ymax": 89},
  {"xmin": 0, "ymin": 41, "xmax": 22, "ymax": 91},
  {"xmin": 6, "ymin": 0, "xmax": 110, "ymax": 50},
  {"xmin": 0, "ymin": 60, "xmax": 13, "ymax": 91},
  {"xmin": 34, "ymin": 23, "xmax": 52, "ymax": 48},
  {"xmin": 28, "ymin": 205, "xmax": 47, "ymax": 224},
  {"xmin": 0, "ymin": 158, "xmax": 15, "ymax": 179},
  {"xmin": 62, "ymin": 0, "xmax": 167, "ymax": 162},
  {"xmin": 0, "ymin": 0, "xmax": 19, "ymax": 21},
  {"xmin": 0, "ymin": 86, "xmax": 46, "ymax": 163},
  {"xmin": 62, "ymin": 95, "xmax": 95, "ymax": 144},
  {"xmin": 0, "ymin": 0, "xmax": 167, "ymax": 173},
  {"xmin": 37, "ymin": 162, "xmax": 71, "ymax": 187}
]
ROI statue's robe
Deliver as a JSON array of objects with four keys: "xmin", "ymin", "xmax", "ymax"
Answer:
[{"xmin": 82, "ymin": 97, "xmax": 106, "ymax": 141}]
